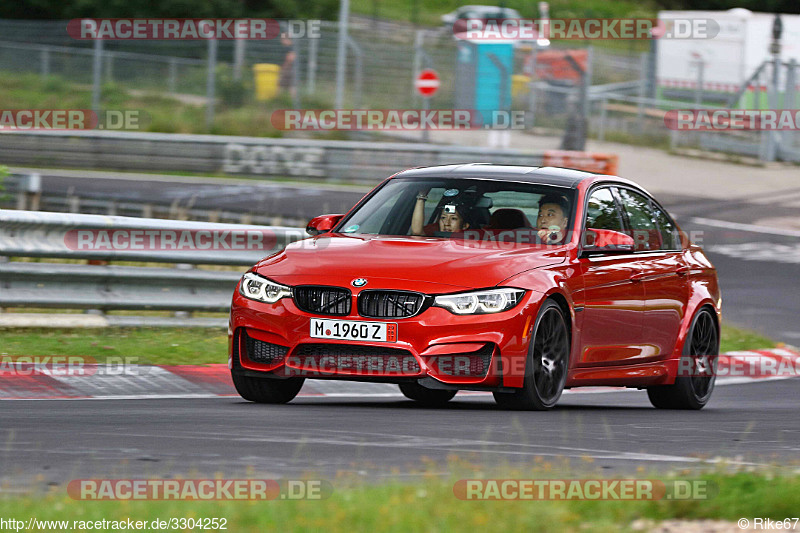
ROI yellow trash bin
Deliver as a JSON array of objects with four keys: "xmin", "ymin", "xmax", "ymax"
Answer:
[
  {"xmin": 512, "ymin": 74, "xmax": 531, "ymax": 97},
  {"xmin": 253, "ymin": 63, "xmax": 281, "ymax": 101}
]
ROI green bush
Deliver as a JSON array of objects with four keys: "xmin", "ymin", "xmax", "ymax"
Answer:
[{"xmin": 216, "ymin": 64, "xmax": 249, "ymax": 108}]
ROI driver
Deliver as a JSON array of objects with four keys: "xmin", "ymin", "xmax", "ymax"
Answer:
[
  {"xmin": 410, "ymin": 191, "xmax": 473, "ymax": 236},
  {"xmin": 536, "ymin": 194, "xmax": 570, "ymax": 244}
]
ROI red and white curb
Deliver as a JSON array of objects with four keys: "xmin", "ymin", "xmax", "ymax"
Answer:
[{"xmin": 0, "ymin": 349, "xmax": 797, "ymax": 400}]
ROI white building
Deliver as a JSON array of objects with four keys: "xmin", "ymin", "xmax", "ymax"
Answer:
[{"xmin": 657, "ymin": 9, "xmax": 800, "ymax": 95}]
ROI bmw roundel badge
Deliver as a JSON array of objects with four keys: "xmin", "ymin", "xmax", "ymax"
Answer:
[{"xmin": 351, "ymin": 278, "xmax": 368, "ymax": 287}]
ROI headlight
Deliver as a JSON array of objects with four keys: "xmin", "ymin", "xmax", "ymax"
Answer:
[
  {"xmin": 239, "ymin": 272, "xmax": 292, "ymax": 304},
  {"xmin": 433, "ymin": 288, "xmax": 525, "ymax": 315}
]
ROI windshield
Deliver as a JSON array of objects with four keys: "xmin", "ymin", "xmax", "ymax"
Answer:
[{"xmin": 336, "ymin": 177, "xmax": 576, "ymax": 246}]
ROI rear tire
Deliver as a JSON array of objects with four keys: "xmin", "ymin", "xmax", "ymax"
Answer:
[
  {"xmin": 493, "ymin": 299, "xmax": 570, "ymax": 411},
  {"xmin": 399, "ymin": 382, "xmax": 457, "ymax": 406},
  {"xmin": 647, "ymin": 307, "xmax": 718, "ymax": 410},
  {"xmin": 232, "ymin": 373, "xmax": 305, "ymax": 404}
]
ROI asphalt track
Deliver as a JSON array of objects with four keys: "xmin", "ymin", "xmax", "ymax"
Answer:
[{"xmin": 1, "ymin": 379, "xmax": 798, "ymax": 490}]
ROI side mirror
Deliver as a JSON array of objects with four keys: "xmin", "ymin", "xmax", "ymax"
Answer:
[
  {"xmin": 306, "ymin": 214, "xmax": 345, "ymax": 236},
  {"xmin": 580, "ymin": 228, "xmax": 635, "ymax": 257}
]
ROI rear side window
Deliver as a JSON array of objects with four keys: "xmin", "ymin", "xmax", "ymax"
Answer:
[
  {"xmin": 585, "ymin": 187, "xmax": 623, "ymax": 231},
  {"xmin": 617, "ymin": 188, "xmax": 661, "ymax": 252},
  {"xmin": 650, "ymin": 203, "xmax": 682, "ymax": 250}
]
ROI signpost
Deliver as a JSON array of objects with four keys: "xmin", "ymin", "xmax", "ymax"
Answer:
[
  {"xmin": 415, "ymin": 68, "xmax": 440, "ymax": 98},
  {"xmin": 415, "ymin": 68, "xmax": 440, "ymax": 142}
]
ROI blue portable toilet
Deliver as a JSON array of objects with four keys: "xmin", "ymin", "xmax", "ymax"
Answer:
[{"xmin": 455, "ymin": 39, "xmax": 514, "ymax": 127}]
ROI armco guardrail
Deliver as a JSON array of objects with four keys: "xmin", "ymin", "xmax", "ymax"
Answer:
[
  {"xmin": 0, "ymin": 130, "xmax": 617, "ymax": 182},
  {"xmin": 0, "ymin": 209, "xmax": 305, "ymax": 264},
  {"xmin": 0, "ymin": 210, "xmax": 307, "ymax": 320}
]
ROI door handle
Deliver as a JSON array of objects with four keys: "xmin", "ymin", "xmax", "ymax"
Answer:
[
  {"xmin": 675, "ymin": 266, "xmax": 689, "ymax": 276},
  {"xmin": 630, "ymin": 272, "xmax": 647, "ymax": 282}
]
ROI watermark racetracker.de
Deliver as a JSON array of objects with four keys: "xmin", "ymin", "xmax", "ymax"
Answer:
[
  {"xmin": 452, "ymin": 17, "xmax": 720, "ymax": 40},
  {"xmin": 64, "ymin": 228, "xmax": 282, "ymax": 252},
  {"xmin": 67, "ymin": 478, "xmax": 333, "ymax": 500},
  {"xmin": 0, "ymin": 110, "xmax": 146, "ymax": 131},
  {"xmin": 665, "ymin": 109, "xmax": 800, "ymax": 131},
  {"xmin": 67, "ymin": 18, "xmax": 321, "ymax": 40},
  {"xmin": 270, "ymin": 109, "xmax": 527, "ymax": 131},
  {"xmin": 0, "ymin": 356, "xmax": 151, "ymax": 377},
  {"xmin": 454, "ymin": 478, "xmax": 717, "ymax": 500}
]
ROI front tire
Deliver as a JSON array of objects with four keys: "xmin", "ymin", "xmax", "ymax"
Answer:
[
  {"xmin": 399, "ymin": 382, "xmax": 457, "ymax": 406},
  {"xmin": 493, "ymin": 299, "xmax": 570, "ymax": 411},
  {"xmin": 647, "ymin": 307, "xmax": 719, "ymax": 410},
  {"xmin": 232, "ymin": 373, "xmax": 305, "ymax": 404}
]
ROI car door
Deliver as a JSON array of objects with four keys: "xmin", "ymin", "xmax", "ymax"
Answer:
[
  {"xmin": 576, "ymin": 186, "xmax": 647, "ymax": 365},
  {"xmin": 617, "ymin": 187, "xmax": 689, "ymax": 359}
]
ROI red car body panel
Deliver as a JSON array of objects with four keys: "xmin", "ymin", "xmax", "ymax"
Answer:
[
  {"xmin": 228, "ymin": 166, "xmax": 721, "ymax": 392},
  {"xmin": 254, "ymin": 234, "xmax": 568, "ymax": 290}
]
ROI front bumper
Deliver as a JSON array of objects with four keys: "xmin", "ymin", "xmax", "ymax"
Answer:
[{"xmin": 228, "ymin": 288, "xmax": 542, "ymax": 389}]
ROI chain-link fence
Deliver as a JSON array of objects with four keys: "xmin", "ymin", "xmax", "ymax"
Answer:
[
  {"xmin": 0, "ymin": 18, "xmax": 796, "ymax": 162},
  {"xmin": 0, "ymin": 19, "xmax": 645, "ymax": 110}
]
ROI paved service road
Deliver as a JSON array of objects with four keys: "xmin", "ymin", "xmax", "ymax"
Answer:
[{"xmin": 1, "ymin": 380, "xmax": 798, "ymax": 490}]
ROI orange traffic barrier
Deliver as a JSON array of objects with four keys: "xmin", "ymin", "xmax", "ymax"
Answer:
[{"xmin": 543, "ymin": 150, "xmax": 619, "ymax": 175}]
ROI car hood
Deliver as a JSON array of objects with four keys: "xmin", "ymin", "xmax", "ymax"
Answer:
[{"xmin": 254, "ymin": 233, "xmax": 566, "ymax": 292}]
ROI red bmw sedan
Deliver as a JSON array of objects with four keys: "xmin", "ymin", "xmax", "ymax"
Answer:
[{"xmin": 229, "ymin": 164, "xmax": 721, "ymax": 410}]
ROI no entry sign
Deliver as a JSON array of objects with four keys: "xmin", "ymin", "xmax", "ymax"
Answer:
[{"xmin": 415, "ymin": 69, "xmax": 440, "ymax": 98}]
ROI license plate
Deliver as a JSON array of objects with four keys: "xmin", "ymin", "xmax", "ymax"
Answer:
[{"xmin": 310, "ymin": 319, "xmax": 397, "ymax": 343}]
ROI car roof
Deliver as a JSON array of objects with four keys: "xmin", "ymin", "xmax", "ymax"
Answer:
[
  {"xmin": 458, "ymin": 5, "xmax": 519, "ymax": 12},
  {"xmin": 393, "ymin": 163, "xmax": 606, "ymax": 189}
]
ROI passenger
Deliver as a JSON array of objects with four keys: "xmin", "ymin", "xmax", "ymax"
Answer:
[
  {"xmin": 536, "ymin": 194, "xmax": 570, "ymax": 244},
  {"xmin": 411, "ymin": 191, "xmax": 472, "ymax": 236}
]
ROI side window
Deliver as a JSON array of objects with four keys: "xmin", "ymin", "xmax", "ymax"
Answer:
[
  {"xmin": 585, "ymin": 187, "xmax": 623, "ymax": 231},
  {"xmin": 651, "ymin": 203, "xmax": 682, "ymax": 250},
  {"xmin": 617, "ymin": 188, "xmax": 661, "ymax": 252}
]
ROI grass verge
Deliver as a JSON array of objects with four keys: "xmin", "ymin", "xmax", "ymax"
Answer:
[
  {"xmin": 0, "ymin": 469, "xmax": 798, "ymax": 532},
  {"xmin": 0, "ymin": 327, "xmax": 228, "ymax": 365},
  {"xmin": 0, "ymin": 73, "xmax": 318, "ymax": 138},
  {"xmin": 0, "ymin": 323, "xmax": 781, "ymax": 366}
]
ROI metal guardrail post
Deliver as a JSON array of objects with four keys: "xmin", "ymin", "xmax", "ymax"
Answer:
[
  {"xmin": 306, "ymin": 36, "xmax": 318, "ymax": 95},
  {"xmin": 412, "ymin": 30, "xmax": 423, "ymax": 109},
  {"xmin": 637, "ymin": 52, "xmax": 646, "ymax": 130},
  {"xmin": 527, "ymin": 48, "xmax": 538, "ymax": 129},
  {"xmin": 335, "ymin": 0, "xmax": 350, "ymax": 110},
  {"xmin": 785, "ymin": 59, "xmax": 797, "ymax": 110},
  {"xmin": 645, "ymin": 37, "xmax": 657, "ymax": 100},
  {"xmin": 346, "ymin": 36, "xmax": 364, "ymax": 109},
  {"xmin": 669, "ymin": 125, "xmax": 679, "ymax": 152},
  {"xmin": 783, "ymin": 59, "xmax": 798, "ymax": 160},
  {"xmin": 759, "ymin": 57, "xmax": 781, "ymax": 162},
  {"xmin": 16, "ymin": 173, "xmax": 41, "ymax": 211},
  {"xmin": 40, "ymin": 47, "xmax": 50, "ymax": 80},
  {"xmin": 694, "ymin": 58, "xmax": 704, "ymax": 107},
  {"xmin": 168, "ymin": 58, "xmax": 177, "ymax": 94},
  {"xmin": 205, "ymin": 38, "xmax": 217, "ymax": 132},
  {"xmin": 598, "ymin": 96, "xmax": 607, "ymax": 141},
  {"xmin": 68, "ymin": 195, "xmax": 80, "ymax": 213},
  {"xmin": 292, "ymin": 38, "xmax": 301, "ymax": 110},
  {"xmin": 91, "ymin": 37, "xmax": 103, "ymax": 113},
  {"xmin": 233, "ymin": 38, "xmax": 245, "ymax": 81},
  {"xmin": 104, "ymin": 51, "xmax": 114, "ymax": 83}
]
